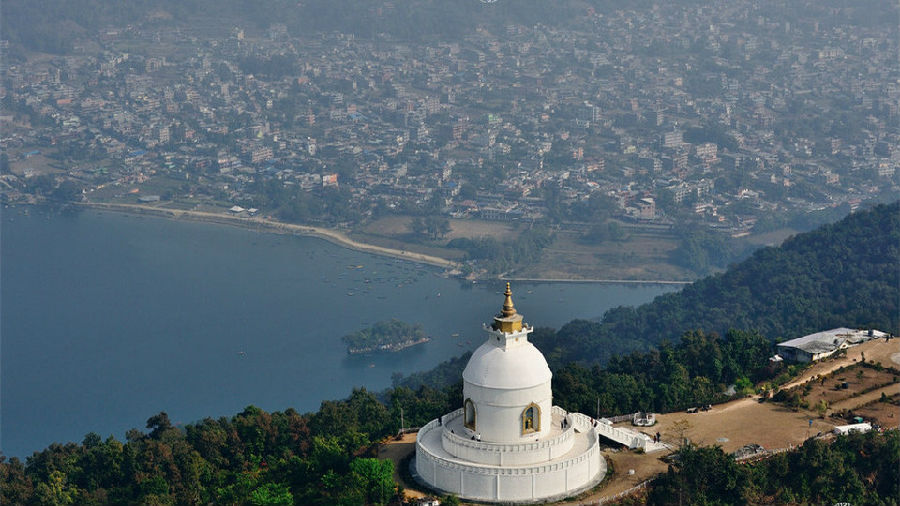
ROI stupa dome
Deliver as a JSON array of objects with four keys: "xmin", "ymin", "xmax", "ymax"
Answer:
[
  {"xmin": 462, "ymin": 338, "xmax": 551, "ymax": 390},
  {"xmin": 415, "ymin": 283, "xmax": 608, "ymax": 503}
]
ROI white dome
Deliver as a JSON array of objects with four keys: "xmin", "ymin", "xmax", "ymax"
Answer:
[{"xmin": 463, "ymin": 339, "xmax": 552, "ymax": 390}]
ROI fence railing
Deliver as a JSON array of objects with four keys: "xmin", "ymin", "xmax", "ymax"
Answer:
[
  {"xmin": 593, "ymin": 479, "xmax": 653, "ymax": 505},
  {"xmin": 603, "ymin": 413, "xmax": 638, "ymax": 424},
  {"xmin": 733, "ymin": 446, "xmax": 790, "ymax": 462}
]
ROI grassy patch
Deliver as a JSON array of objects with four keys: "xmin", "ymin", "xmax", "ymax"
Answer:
[{"xmin": 516, "ymin": 230, "xmax": 696, "ymax": 281}]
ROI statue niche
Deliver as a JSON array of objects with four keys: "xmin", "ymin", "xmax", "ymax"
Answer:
[
  {"xmin": 522, "ymin": 403, "xmax": 540, "ymax": 434},
  {"xmin": 464, "ymin": 398, "xmax": 476, "ymax": 430}
]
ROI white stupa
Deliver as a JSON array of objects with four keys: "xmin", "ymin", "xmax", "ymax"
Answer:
[{"xmin": 415, "ymin": 284, "xmax": 606, "ymax": 503}]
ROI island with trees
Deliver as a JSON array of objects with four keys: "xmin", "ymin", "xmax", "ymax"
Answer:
[{"xmin": 342, "ymin": 319, "xmax": 430, "ymax": 354}]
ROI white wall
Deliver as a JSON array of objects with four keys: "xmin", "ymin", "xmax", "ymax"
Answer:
[
  {"xmin": 463, "ymin": 381, "xmax": 552, "ymax": 442},
  {"xmin": 416, "ymin": 416, "xmax": 607, "ymax": 503}
]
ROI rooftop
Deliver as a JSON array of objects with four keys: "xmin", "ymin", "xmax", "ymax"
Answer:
[{"xmin": 777, "ymin": 327, "xmax": 888, "ymax": 353}]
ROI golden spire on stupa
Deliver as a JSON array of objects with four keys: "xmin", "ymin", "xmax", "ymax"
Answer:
[
  {"xmin": 493, "ymin": 282, "xmax": 524, "ymax": 333},
  {"xmin": 501, "ymin": 282, "xmax": 517, "ymax": 317}
]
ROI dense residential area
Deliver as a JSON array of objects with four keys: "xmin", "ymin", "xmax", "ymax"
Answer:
[{"xmin": 2, "ymin": 0, "xmax": 898, "ymax": 246}]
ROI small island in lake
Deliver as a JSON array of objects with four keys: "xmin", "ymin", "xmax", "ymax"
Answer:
[{"xmin": 342, "ymin": 319, "xmax": 431, "ymax": 354}]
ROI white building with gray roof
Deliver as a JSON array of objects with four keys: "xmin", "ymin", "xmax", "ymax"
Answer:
[{"xmin": 776, "ymin": 327, "xmax": 889, "ymax": 363}]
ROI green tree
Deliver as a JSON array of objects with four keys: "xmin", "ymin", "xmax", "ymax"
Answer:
[
  {"xmin": 249, "ymin": 483, "xmax": 293, "ymax": 505},
  {"xmin": 409, "ymin": 216, "xmax": 426, "ymax": 237},
  {"xmin": 347, "ymin": 458, "xmax": 395, "ymax": 506},
  {"xmin": 649, "ymin": 445, "xmax": 747, "ymax": 505},
  {"xmin": 34, "ymin": 470, "xmax": 78, "ymax": 505}
]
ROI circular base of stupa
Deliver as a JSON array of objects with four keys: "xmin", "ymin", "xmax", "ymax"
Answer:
[{"xmin": 413, "ymin": 409, "xmax": 606, "ymax": 504}]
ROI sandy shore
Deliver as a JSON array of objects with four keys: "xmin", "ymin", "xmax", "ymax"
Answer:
[{"xmin": 81, "ymin": 202, "xmax": 458, "ymax": 269}]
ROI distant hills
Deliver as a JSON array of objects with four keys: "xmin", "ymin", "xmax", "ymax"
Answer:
[
  {"xmin": 4, "ymin": 0, "xmax": 587, "ymax": 54},
  {"xmin": 10, "ymin": 0, "xmax": 892, "ymax": 56}
]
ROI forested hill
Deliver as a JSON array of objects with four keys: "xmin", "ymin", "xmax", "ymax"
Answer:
[
  {"xmin": 534, "ymin": 202, "xmax": 900, "ymax": 366},
  {"xmin": 14, "ymin": 0, "xmax": 890, "ymax": 55}
]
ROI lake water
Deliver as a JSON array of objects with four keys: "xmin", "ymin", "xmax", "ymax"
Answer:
[{"xmin": 1, "ymin": 206, "xmax": 678, "ymax": 458}]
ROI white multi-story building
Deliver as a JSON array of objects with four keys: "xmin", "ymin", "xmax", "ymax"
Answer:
[{"xmin": 414, "ymin": 285, "xmax": 606, "ymax": 503}]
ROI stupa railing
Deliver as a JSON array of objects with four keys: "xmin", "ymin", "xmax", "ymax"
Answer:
[{"xmin": 440, "ymin": 408, "xmax": 575, "ymax": 453}]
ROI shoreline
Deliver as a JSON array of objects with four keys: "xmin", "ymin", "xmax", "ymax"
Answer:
[
  {"xmin": 59, "ymin": 201, "xmax": 692, "ymax": 285},
  {"xmin": 79, "ymin": 201, "xmax": 458, "ymax": 269},
  {"xmin": 505, "ymin": 277, "xmax": 690, "ymax": 285}
]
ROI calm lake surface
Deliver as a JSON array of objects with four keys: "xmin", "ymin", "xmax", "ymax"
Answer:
[{"xmin": 1, "ymin": 206, "xmax": 678, "ymax": 457}]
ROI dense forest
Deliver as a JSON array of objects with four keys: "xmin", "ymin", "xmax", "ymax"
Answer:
[
  {"xmin": 0, "ymin": 394, "xmax": 422, "ymax": 505},
  {"xmin": 2, "ymin": 204, "xmax": 897, "ymax": 504}
]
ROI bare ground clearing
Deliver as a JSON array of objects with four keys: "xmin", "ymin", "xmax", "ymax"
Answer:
[
  {"xmin": 849, "ymin": 393, "xmax": 900, "ymax": 428},
  {"xmin": 10, "ymin": 152, "xmax": 62, "ymax": 176},
  {"xmin": 650, "ymin": 398, "xmax": 836, "ymax": 454},
  {"xmin": 359, "ymin": 216, "xmax": 519, "ymax": 241},
  {"xmin": 829, "ymin": 383, "xmax": 900, "ymax": 412},
  {"xmin": 796, "ymin": 364, "xmax": 898, "ymax": 409},
  {"xmin": 743, "ymin": 227, "xmax": 800, "ymax": 246}
]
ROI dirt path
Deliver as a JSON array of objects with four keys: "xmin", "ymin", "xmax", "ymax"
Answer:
[
  {"xmin": 376, "ymin": 433, "xmax": 427, "ymax": 500},
  {"xmin": 555, "ymin": 450, "xmax": 667, "ymax": 505}
]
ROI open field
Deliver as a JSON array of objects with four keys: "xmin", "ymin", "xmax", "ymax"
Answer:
[
  {"xmin": 9, "ymin": 151, "xmax": 62, "ymax": 176},
  {"xmin": 652, "ymin": 398, "xmax": 838, "ymax": 454},
  {"xmin": 744, "ymin": 227, "xmax": 800, "ymax": 247},
  {"xmin": 359, "ymin": 216, "xmax": 520, "ymax": 242},
  {"xmin": 352, "ymin": 216, "xmax": 524, "ymax": 266},
  {"xmin": 515, "ymin": 230, "xmax": 696, "ymax": 281},
  {"xmin": 356, "ymin": 215, "xmax": 698, "ymax": 281},
  {"xmin": 849, "ymin": 391, "xmax": 900, "ymax": 428}
]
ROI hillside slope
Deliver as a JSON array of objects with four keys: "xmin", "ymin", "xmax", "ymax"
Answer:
[{"xmin": 536, "ymin": 202, "xmax": 900, "ymax": 366}]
